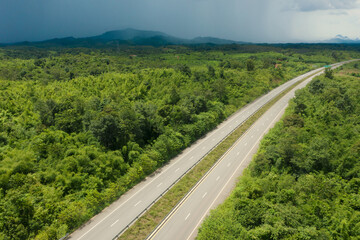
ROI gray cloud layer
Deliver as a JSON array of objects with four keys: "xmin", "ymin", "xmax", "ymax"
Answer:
[{"xmin": 284, "ymin": 0, "xmax": 359, "ymax": 11}]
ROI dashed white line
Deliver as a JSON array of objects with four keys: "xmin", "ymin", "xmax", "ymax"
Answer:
[
  {"xmin": 185, "ymin": 213, "xmax": 191, "ymax": 221},
  {"xmin": 237, "ymin": 152, "xmax": 240, "ymax": 156},
  {"xmin": 244, "ymin": 142, "xmax": 248, "ymax": 146},
  {"xmin": 190, "ymin": 156, "xmax": 194, "ymax": 160},
  {"xmin": 227, "ymin": 162, "xmax": 231, "ymax": 167},
  {"xmin": 202, "ymin": 146, "xmax": 206, "ymax": 150},
  {"xmin": 212, "ymin": 138, "xmax": 216, "ymax": 141},
  {"xmin": 157, "ymin": 183, "xmax": 163, "ymax": 188},
  {"xmin": 216, "ymin": 176, "xmax": 220, "ymax": 181},
  {"xmin": 175, "ymin": 168, "xmax": 180, "ymax": 172},
  {"xmin": 134, "ymin": 201, "xmax": 142, "ymax": 207},
  {"xmin": 251, "ymin": 135, "xmax": 254, "ymax": 138},
  {"xmin": 202, "ymin": 192, "xmax": 207, "ymax": 199},
  {"xmin": 110, "ymin": 219, "xmax": 119, "ymax": 227}
]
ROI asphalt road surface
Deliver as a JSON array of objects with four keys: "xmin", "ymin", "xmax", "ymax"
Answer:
[
  {"xmin": 68, "ymin": 61, "xmax": 352, "ymax": 240},
  {"xmin": 147, "ymin": 61, "xmax": 354, "ymax": 240}
]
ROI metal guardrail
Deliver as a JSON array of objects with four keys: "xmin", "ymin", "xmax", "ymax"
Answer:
[
  {"xmin": 112, "ymin": 67, "xmax": 329, "ymax": 240},
  {"xmin": 144, "ymin": 68, "xmax": 331, "ymax": 240}
]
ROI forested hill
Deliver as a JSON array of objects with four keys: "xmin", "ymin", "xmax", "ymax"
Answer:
[
  {"xmin": 0, "ymin": 45, "xmax": 358, "ymax": 239},
  {"xmin": 4, "ymin": 28, "xmax": 245, "ymax": 48},
  {"xmin": 197, "ymin": 62, "xmax": 360, "ymax": 239}
]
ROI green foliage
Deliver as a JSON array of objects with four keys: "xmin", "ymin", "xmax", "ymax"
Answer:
[
  {"xmin": 0, "ymin": 45, "xmax": 357, "ymax": 239},
  {"xmin": 325, "ymin": 67, "xmax": 334, "ymax": 79},
  {"xmin": 246, "ymin": 59, "xmax": 255, "ymax": 71},
  {"xmin": 198, "ymin": 64, "xmax": 360, "ymax": 239}
]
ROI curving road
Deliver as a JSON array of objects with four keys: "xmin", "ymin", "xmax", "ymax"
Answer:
[
  {"xmin": 68, "ymin": 61, "xmax": 352, "ymax": 240},
  {"xmin": 147, "ymin": 61, "xmax": 355, "ymax": 240}
]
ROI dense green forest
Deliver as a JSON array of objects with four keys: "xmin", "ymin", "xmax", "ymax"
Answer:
[
  {"xmin": 197, "ymin": 62, "xmax": 360, "ymax": 239},
  {"xmin": 0, "ymin": 44, "xmax": 358, "ymax": 239}
]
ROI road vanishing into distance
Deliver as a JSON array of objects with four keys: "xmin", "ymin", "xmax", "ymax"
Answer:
[
  {"xmin": 147, "ymin": 61, "xmax": 355, "ymax": 240},
  {"xmin": 69, "ymin": 61, "xmax": 353, "ymax": 240}
]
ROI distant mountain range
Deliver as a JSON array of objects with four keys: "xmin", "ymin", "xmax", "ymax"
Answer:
[
  {"xmin": 2, "ymin": 29, "xmax": 360, "ymax": 48},
  {"xmin": 323, "ymin": 35, "xmax": 360, "ymax": 44},
  {"xmin": 2, "ymin": 28, "xmax": 248, "ymax": 48}
]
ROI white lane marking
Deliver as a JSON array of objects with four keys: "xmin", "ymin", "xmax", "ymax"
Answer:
[
  {"xmin": 212, "ymin": 138, "xmax": 216, "ymax": 141},
  {"xmin": 202, "ymin": 192, "xmax": 207, "ymax": 199},
  {"xmin": 251, "ymin": 135, "xmax": 254, "ymax": 138},
  {"xmin": 110, "ymin": 219, "xmax": 119, "ymax": 227},
  {"xmin": 229, "ymin": 125, "xmax": 232, "ymax": 128},
  {"xmin": 202, "ymin": 146, "xmax": 206, "ymax": 150},
  {"xmin": 134, "ymin": 201, "xmax": 142, "ymax": 207},
  {"xmin": 236, "ymin": 120, "xmax": 238, "ymax": 123},
  {"xmin": 227, "ymin": 162, "xmax": 231, "ymax": 167},
  {"xmin": 244, "ymin": 142, "xmax": 248, "ymax": 146},
  {"xmin": 157, "ymin": 183, "xmax": 163, "ymax": 188},
  {"xmin": 190, "ymin": 156, "xmax": 194, "ymax": 160},
  {"xmin": 185, "ymin": 213, "xmax": 191, "ymax": 221},
  {"xmin": 257, "ymin": 128, "xmax": 260, "ymax": 131},
  {"xmin": 175, "ymin": 168, "xmax": 180, "ymax": 172},
  {"xmin": 237, "ymin": 152, "xmax": 240, "ymax": 156},
  {"xmin": 216, "ymin": 176, "xmax": 220, "ymax": 181}
]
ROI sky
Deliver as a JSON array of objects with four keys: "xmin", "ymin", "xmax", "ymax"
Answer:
[{"xmin": 1, "ymin": 0, "xmax": 360, "ymax": 43}]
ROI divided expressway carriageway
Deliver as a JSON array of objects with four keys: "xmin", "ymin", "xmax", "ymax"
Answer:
[{"xmin": 69, "ymin": 61, "xmax": 354, "ymax": 240}]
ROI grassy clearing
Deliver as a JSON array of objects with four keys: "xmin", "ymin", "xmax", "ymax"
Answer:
[{"xmin": 118, "ymin": 70, "xmax": 321, "ymax": 240}]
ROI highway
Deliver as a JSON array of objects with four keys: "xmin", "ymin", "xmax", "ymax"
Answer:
[
  {"xmin": 68, "ymin": 61, "xmax": 351, "ymax": 240},
  {"xmin": 147, "ymin": 61, "xmax": 354, "ymax": 240}
]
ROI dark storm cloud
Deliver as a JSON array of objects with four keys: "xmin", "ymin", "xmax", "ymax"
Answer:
[{"xmin": 1, "ymin": 0, "xmax": 282, "ymax": 43}]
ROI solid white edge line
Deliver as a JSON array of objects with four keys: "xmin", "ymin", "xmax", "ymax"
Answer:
[{"xmin": 184, "ymin": 67, "xmax": 329, "ymax": 240}]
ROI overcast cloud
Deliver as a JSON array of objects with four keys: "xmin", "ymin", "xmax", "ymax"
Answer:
[
  {"xmin": 284, "ymin": 0, "xmax": 360, "ymax": 11},
  {"xmin": 0, "ymin": 0, "xmax": 360, "ymax": 43}
]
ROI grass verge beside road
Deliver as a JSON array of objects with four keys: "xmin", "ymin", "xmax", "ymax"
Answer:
[{"xmin": 118, "ymin": 70, "xmax": 322, "ymax": 240}]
